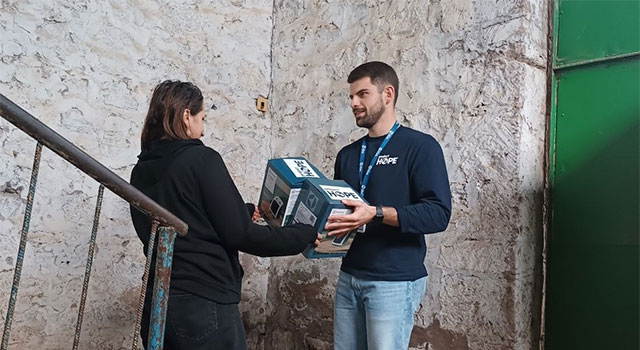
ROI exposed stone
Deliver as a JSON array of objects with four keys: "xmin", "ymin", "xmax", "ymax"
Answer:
[
  {"xmin": 410, "ymin": 318, "xmax": 469, "ymax": 350},
  {"xmin": 264, "ymin": 258, "xmax": 339, "ymax": 349}
]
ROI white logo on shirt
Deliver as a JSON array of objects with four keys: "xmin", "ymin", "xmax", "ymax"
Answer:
[{"xmin": 376, "ymin": 154, "xmax": 399, "ymax": 166}]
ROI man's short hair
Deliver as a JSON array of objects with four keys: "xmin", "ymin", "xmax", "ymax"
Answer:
[{"xmin": 347, "ymin": 61, "xmax": 399, "ymax": 105}]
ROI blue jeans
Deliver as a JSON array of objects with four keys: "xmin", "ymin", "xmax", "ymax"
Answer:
[{"xmin": 334, "ymin": 271, "xmax": 427, "ymax": 350}]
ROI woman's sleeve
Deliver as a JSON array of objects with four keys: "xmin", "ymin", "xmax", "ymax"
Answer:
[{"xmin": 196, "ymin": 149, "xmax": 317, "ymax": 256}]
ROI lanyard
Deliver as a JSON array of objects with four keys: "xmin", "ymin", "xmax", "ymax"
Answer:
[{"xmin": 359, "ymin": 122, "xmax": 400, "ymax": 197}]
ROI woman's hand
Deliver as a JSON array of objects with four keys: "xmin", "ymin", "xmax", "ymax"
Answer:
[{"xmin": 251, "ymin": 205, "xmax": 262, "ymax": 222}]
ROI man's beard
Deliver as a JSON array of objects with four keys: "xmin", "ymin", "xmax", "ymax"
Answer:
[{"xmin": 354, "ymin": 97, "xmax": 385, "ymax": 129}]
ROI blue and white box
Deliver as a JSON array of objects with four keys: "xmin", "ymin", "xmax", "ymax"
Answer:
[
  {"xmin": 258, "ymin": 157, "xmax": 326, "ymax": 227},
  {"xmin": 290, "ymin": 178, "xmax": 366, "ymax": 259}
]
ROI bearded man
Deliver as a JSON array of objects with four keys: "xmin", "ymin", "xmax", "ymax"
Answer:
[{"xmin": 325, "ymin": 61, "xmax": 452, "ymax": 350}]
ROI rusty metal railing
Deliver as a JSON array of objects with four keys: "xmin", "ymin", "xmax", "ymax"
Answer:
[{"xmin": 0, "ymin": 93, "xmax": 187, "ymax": 350}]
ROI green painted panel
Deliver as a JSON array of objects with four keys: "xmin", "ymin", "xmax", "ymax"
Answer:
[
  {"xmin": 546, "ymin": 57, "xmax": 640, "ymax": 349},
  {"xmin": 556, "ymin": 0, "xmax": 640, "ymax": 66}
]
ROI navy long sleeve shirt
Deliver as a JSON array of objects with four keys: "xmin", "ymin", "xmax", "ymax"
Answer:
[{"xmin": 334, "ymin": 125, "xmax": 452, "ymax": 281}]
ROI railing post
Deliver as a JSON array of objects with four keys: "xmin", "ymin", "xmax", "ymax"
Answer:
[
  {"xmin": 72, "ymin": 185, "xmax": 104, "ymax": 350},
  {"xmin": 132, "ymin": 219, "xmax": 159, "ymax": 350},
  {"xmin": 1, "ymin": 142, "xmax": 42, "ymax": 350},
  {"xmin": 147, "ymin": 226, "xmax": 177, "ymax": 350}
]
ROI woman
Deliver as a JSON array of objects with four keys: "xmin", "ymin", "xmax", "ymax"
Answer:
[{"xmin": 130, "ymin": 80, "xmax": 318, "ymax": 349}]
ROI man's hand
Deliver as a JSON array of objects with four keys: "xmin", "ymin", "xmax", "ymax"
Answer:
[{"xmin": 325, "ymin": 200, "xmax": 376, "ymax": 237}]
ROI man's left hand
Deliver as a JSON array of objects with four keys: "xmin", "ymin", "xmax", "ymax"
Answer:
[{"xmin": 325, "ymin": 200, "xmax": 375, "ymax": 237}]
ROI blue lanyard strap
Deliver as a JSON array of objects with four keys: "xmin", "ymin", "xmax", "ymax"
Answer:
[{"xmin": 359, "ymin": 122, "xmax": 400, "ymax": 197}]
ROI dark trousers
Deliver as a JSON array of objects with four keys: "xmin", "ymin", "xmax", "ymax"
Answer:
[{"xmin": 141, "ymin": 292, "xmax": 247, "ymax": 350}]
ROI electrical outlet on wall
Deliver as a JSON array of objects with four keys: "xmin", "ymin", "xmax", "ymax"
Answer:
[{"xmin": 256, "ymin": 95, "xmax": 268, "ymax": 112}]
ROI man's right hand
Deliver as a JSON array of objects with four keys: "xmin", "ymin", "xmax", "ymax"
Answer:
[{"xmin": 325, "ymin": 200, "xmax": 376, "ymax": 237}]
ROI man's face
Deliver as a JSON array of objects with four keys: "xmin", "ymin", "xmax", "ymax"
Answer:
[{"xmin": 349, "ymin": 77, "xmax": 385, "ymax": 129}]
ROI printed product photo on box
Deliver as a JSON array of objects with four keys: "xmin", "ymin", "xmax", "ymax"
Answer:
[
  {"xmin": 290, "ymin": 178, "xmax": 367, "ymax": 259},
  {"xmin": 257, "ymin": 157, "xmax": 326, "ymax": 227}
]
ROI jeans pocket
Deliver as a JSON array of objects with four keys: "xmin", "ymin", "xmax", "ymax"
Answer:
[{"xmin": 169, "ymin": 294, "xmax": 218, "ymax": 341}]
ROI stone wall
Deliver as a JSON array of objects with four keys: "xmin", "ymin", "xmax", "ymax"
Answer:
[
  {"xmin": 0, "ymin": 1, "xmax": 274, "ymax": 348},
  {"xmin": 265, "ymin": 0, "xmax": 547, "ymax": 349},
  {"xmin": 0, "ymin": 0, "xmax": 548, "ymax": 349}
]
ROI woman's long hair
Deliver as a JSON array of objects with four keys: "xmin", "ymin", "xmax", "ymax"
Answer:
[{"xmin": 140, "ymin": 80, "xmax": 204, "ymax": 151}]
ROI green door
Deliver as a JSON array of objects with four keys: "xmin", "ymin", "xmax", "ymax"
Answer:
[{"xmin": 546, "ymin": 1, "xmax": 640, "ymax": 349}]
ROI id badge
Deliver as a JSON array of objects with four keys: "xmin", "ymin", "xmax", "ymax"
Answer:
[{"xmin": 356, "ymin": 224, "xmax": 366, "ymax": 233}]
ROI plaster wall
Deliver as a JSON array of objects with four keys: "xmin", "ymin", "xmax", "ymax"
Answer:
[
  {"xmin": 265, "ymin": 1, "xmax": 547, "ymax": 349},
  {"xmin": 0, "ymin": 1, "xmax": 274, "ymax": 348},
  {"xmin": 0, "ymin": 0, "xmax": 548, "ymax": 349}
]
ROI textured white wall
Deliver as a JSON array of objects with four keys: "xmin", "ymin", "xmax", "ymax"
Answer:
[
  {"xmin": 1, "ymin": 0, "xmax": 548, "ymax": 349},
  {"xmin": 0, "ymin": 1, "xmax": 274, "ymax": 349},
  {"xmin": 265, "ymin": 1, "xmax": 547, "ymax": 349}
]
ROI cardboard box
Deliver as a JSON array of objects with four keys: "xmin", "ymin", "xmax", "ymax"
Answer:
[
  {"xmin": 258, "ymin": 157, "xmax": 326, "ymax": 227},
  {"xmin": 290, "ymin": 178, "xmax": 366, "ymax": 259}
]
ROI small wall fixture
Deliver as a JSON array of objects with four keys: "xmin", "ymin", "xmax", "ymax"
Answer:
[{"xmin": 256, "ymin": 95, "xmax": 268, "ymax": 112}]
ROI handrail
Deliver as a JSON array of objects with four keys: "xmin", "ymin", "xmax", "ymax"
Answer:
[{"xmin": 0, "ymin": 93, "xmax": 188, "ymax": 236}]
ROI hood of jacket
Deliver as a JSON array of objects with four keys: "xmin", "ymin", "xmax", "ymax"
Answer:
[{"xmin": 133, "ymin": 138, "xmax": 203, "ymax": 184}]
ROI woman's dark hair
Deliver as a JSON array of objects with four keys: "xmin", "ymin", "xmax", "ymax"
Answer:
[{"xmin": 140, "ymin": 80, "xmax": 204, "ymax": 151}]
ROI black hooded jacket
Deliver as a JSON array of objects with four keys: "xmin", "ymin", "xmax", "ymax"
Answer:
[{"xmin": 130, "ymin": 139, "xmax": 316, "ymax": 304}]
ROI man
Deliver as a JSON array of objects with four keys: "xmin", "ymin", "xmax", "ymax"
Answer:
[{"xmin": 325, "ymin": 61, "xmax": 451, "ymax": 349}]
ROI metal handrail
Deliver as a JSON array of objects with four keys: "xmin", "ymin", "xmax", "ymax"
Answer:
[{"xmin": 0, "ymin": 93, "xmax": 188, "ymax": 236}]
